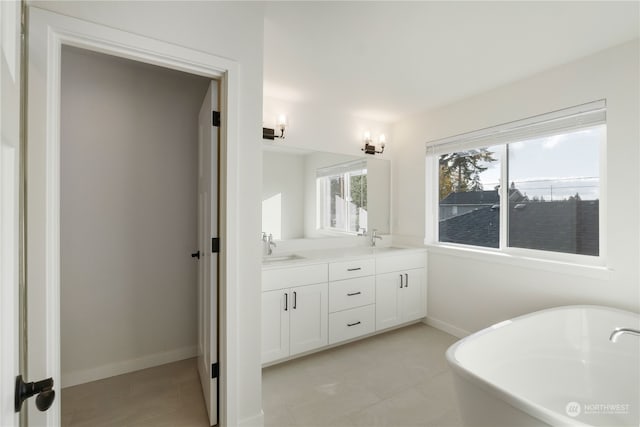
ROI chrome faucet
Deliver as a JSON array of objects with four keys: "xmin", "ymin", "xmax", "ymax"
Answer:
[
  {"xmin": 369, "ymin": 229, "xmax": 383, "ymax": 247},
  {"xmin": 262, "ymin": 232, "xmax": 277, "ymax": 255},
  {"xmin": 609, "ymin": 327, "xmax": 640, "ymax": 342},
  {"xmin": 261, "ymin": 232, "xmax": 274, "ymax": 256}
]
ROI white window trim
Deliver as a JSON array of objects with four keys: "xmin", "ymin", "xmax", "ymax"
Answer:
[{"xmin": 424, "ymin": 100, "xmax": 608, "ymax": 269}]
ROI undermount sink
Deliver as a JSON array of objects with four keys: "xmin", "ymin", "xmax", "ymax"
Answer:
[
  {"xmin": 373, "ymin": 246, "xmax": 405, "ymax": 252},
  {"xmin": 262, "ymin": 254, "xmax": 305, "ymax": 264}
]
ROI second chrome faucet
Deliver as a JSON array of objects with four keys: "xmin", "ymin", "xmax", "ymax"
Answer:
[{"xmin": 368, "ymin": 229, "xmax": 383, "ymax": 247}]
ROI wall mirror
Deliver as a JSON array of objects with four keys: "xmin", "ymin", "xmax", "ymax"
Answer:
[{"xmin": 262, "ymin": 145, "xmax": 390, "ymax": 240}]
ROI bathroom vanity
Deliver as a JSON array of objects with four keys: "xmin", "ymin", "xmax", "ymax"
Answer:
[{"xmin": 261, "ymin": 247, "xmax": 427, "ymax": 365}]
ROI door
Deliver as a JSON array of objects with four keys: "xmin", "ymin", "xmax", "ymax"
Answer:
[
  {"xmin": 401, "ymin": 269, "xmax": 425, "ymax": 322},
  {"xmin": 289, "ymin": 283, "xmax": 328, "ymax": 355},
  {"xmin": 197, "ymin": 80, "xmax": 219, "ymax": 426},
  {"xmin": 261, "ymin": 289, "xmax": 290, "ymax": 364},
  {"xmin": 1, "ymin": 1, "xmax": 21, "ymax": 425},
  {"xmin": 375, "ymin": 272, "xmax": 402, "ymax": 330}
]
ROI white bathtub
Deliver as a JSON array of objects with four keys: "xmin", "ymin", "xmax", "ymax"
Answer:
[{"xmin": 446, "ymin": 306, "xmax": 640, "ymax": 427}]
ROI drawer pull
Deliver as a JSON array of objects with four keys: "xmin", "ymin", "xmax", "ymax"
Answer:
[
  {"xmin": 347, "ymin": 321, "xmax": 361, "ymax": 327},
  {"xmin": 347, "ymin": 267, "xmax": 362, "ymax": 272},
  {"xmin": 347, "ymin": 291, "xmax": 361, "ymax": 296},
  {"xmin": 400, "ymin": 274, "xmax": 404, "ymax": 288},
  {"xmin": 405, "ymin": 273, "xmax": 409, "ymax": 288},
  {"xmin": 284, "ymin": 293, "xmax": 288, "ymax": 311}
]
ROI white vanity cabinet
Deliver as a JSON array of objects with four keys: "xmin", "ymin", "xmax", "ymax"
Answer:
[
  {"xmin": 328, "ymin": 258, "xmax": 376, "ymax": 345},
  {"xmin": 375, "ymin": 252, "xmax": 426, "ymax": 331},
  {"xmin": 262, "ymin": 248, "xmax": 427, "ymax": 365},
  {"xmin": 261, "ymin": 264, "xmax": 328, "ymax": 364}
]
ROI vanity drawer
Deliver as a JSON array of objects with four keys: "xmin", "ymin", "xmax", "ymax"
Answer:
[
  {"xmin": 329, "ymin": 258, "xmax": 375, "ymax": 281},
  {"xmin": 376, "ymin": 252, "xmax": 425, "ymax": 274},
  {"xmin": 329, "ymin": 304, "xmax": 375, "ymax": 345},
  {"xmin": 329, "ymin": 276, "xmax": 375, "ymax": 313},
  {"xmin": 262, "ymin": 263, "xmax": 328, "ymax": 292}
]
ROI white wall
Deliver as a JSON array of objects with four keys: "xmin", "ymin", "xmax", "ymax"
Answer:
[
  {"xmin": 262, "ymin": 150, "xmax": 305, "ymax": 240},
  {"xmin": 30, "ymin": 2, "xmax": 265, "ymax": 424},
  {"xmin": 392, "ymin": 40, "xmax": 640, "ymax": 335},
  {"xmin": 60, "ymin": 47, "xmax": 210, "ymax": 385}
]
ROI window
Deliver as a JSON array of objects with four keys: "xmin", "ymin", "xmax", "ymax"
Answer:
[
  {"xmin": 428, "ymin": 100, "xmax": 605, "ymax": 259},
  {"xmin": 317, "ymin": 160, "xmax": 368, "ymax": 234}
]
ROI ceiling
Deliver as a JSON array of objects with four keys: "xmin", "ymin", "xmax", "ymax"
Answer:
[{"xmin": 263, "ymin": 1, "xmax": 639, "ymax": 123}]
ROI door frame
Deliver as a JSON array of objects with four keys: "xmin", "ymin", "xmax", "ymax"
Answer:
[{"xmin": 26, "ymin": 7, "xmax": 239, "ymax": 426}]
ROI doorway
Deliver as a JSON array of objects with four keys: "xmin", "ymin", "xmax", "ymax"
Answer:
[
  {"xmin": 24, "ymin": 9, "xmax": 239, "ymax": 426},
  {"xmin": 58, "ymin": 46, "xmax": 217, "ymax": 426}
]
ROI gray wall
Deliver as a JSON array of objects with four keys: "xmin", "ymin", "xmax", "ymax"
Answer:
[{"xmin": 60, "ymin": 46, "xmax": 210, "ymax": 386}]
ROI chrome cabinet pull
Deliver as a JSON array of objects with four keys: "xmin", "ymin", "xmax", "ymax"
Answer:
[
  {"xmin": 347, "ymin": 267, "xmax": 362, "ymax": 272},
  {"xmin": 347, "ymin": 321, "xmax": 361, "ymax": 327},
  {"xmin": 347, "ymin": 291, "xmax": 361, "ymax": 296}
]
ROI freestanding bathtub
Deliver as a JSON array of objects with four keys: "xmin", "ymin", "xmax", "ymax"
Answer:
[{"xmin": 446, "ymin": 306, "xmax": 639, "ymax": 427}]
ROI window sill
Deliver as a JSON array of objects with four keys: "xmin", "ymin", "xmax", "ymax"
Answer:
[{"xmin": 424, "ymin": 242, "xmax": 612, "ymax": 280}]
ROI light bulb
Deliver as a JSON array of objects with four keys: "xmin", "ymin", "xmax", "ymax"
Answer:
[{"xmin": 378, "ymin": 134, "xmax": 386, "ymax": 144}]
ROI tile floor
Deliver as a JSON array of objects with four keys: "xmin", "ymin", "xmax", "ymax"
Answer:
[
  {"xmin": 62, "ymin": 323, "xmax": 462, "ymax": 427},
  {"xmin": 262, "ymin": 323, "xmax": 463, "ymax": 427},
  {"xmin": 61, "ymin": 358, "xmax": 209, "ymax": 427}
]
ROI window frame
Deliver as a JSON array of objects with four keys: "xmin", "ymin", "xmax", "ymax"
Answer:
[
  {"xmin": 316, "ymin": 167, "xmax": 368, "ymax": 235},
  {"xmin": 424, "ymin": 101, "xmax": 608, "ymax": 268}
]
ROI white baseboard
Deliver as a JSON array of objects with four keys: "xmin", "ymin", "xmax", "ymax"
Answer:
[
  {"xmin": 62, "ymin": 346, "xmax": 197, "ymax": 388},
  {"xmin": 424, "ymin": 316, "xmax": 470, "ymax": 339},
  {"xmin": 238, "ymin": 410, "xmax": 264, "ymax": 427}
]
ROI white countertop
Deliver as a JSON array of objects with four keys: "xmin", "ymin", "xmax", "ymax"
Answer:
[{"xmin": 261, "ymin": 245, "xmax": 427, "ymax": 270}]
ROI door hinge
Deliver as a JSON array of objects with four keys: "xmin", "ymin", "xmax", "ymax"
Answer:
[
  {"xmin": 212, "ymin": 111, "xmax": 221, "ymax": 127},
  {"xmin": 212, "ymin": 237, "xmax": 220, "ymax": 253},
  {"xmin": 211, "ymin": 363, "xmax": 219, "ymax": 379}
]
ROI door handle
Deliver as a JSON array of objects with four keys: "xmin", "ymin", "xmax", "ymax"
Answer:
[
  {"xmin": 405, "ymin": 273, "xmax": 409, "ymax": 288},
  {"xmin": 293, "ymin": 291, "xmax": 297, "ymax": 309},
  {"xmin": 15, "ymin": 375, "xmax": 55, "ymax": 412},
  {"xmin": 191, "ymin": 250, "xmax": 200, "ymax": 259},
  {"xmin": 284, "ymin": 293, "xmax": 288, "ymax": 311},
  {"xmin": 400, "ymin": 274, "xmax": 403, "ymax": 288}
]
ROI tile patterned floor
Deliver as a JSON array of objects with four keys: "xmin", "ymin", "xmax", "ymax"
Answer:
[
  {"xmin": 262, "ymin": 323, "xmax": 463, "ymax": 427},
  {"xmin": 62, "ymin": 323, "xmax": 462, "ymax": 427}
]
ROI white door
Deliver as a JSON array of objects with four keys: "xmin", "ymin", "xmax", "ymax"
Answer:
[
  {"xmin": 197, "ymin": 80, "xmax": 219, "ymax": 426},
  {"xmin": 289, "ymin": 283, "xmax": 328, "ymax": 355},
  {"xmin": 261, "ymin": 289, "xmax": 290, "ymax": 364},
  {"xmin": 375, "ymin": 272, "xmax": 402, "ymax": 330},
  {"xmin": 401, "ymin": 269, "xmax": 426, "ymax": 322},
  {"xmin": 0, "ymin": 1, "xmax": 21, "ymax": 425}
]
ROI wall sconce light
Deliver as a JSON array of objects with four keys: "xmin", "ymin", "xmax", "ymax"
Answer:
[
  {"xmin": 263, "ymin": 114, "xmax": 287, "ymax": 140},
  {"xmin": 362, "ymin": 131, "xmax": 386, "ymax": 155}
]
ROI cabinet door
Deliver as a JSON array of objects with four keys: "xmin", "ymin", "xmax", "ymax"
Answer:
[
  {"xmin": 262, "ymin": 289, "xmax": 290, "ymax": 364},
  {"xmin": 375, "ymin": 272, "xmax": 402, "ymax": 330},
  {"xmin": 401, "ymin": 268, "xmax": 426, "ymax": 322},
  {"xmin": 289, "ymin": 283, "xmax": 328, "ymax": 355}
]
